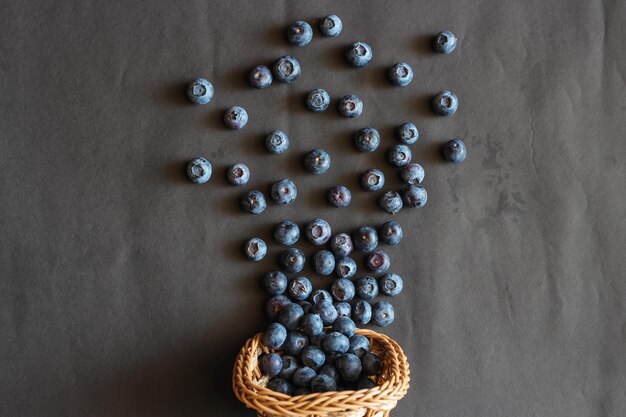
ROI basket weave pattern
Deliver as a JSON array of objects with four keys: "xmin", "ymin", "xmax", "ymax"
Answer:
[{"xmin": 233, "ymin": 328, "xmax": 410, "ymax": 417}]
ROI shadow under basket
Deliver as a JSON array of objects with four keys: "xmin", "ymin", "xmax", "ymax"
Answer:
[{"xmin": 233, "ymin": 328, "xmax": 410, "ymax": 417}]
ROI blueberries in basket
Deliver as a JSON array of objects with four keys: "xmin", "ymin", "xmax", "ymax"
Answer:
[
  {"xmin": 310, "ymin": 289, "xmax": 333, "ymax": 305},
  {"xmin": 402, "ymin": 184, "xmax": 428, "ymax": 208},
  {"xmin": 186, "ymin": 78, "xmax": 214, "ymax": 105},
  {"xmin": 261, "ymin": 352, "xmax": 283, "ymax": 377},
  {"xmin": 312, "ymin": 250, "xmax": 336, "ymax": 276},
  {"xmin": 292, "ymin": 367, "xmax": 317, "ymax": 388},
  {"xmin": 335, "ymin": 353, "xmax": 362, "ymax": 381},
  {"xmin": 274, "ymin": 220, "xmax": 300, "ymax": 246},
  {"xmin": 442, "ymin": 138, "xmax": 467, "ymax": 162},
  {"xmin": 279, "ymin": 248, "xmax": 305, "ymax": 273},
  {"xmin": 387, "ymin": 63, "xmax": 413, "ymax": 87},
  {"xmin": 284, "ymin": 331, "xmax": 309, "ymax": 356},
  {"xmin": 311, "ymin": 374, "xmax": 337, "ymax": 393},
  {"xmin": 353, "ymin": 127, "xmax": 381, "ymax": 153},
  {"xmin": 306, "ymin": 88, "xmax": 331, "ymax": 112},
  {"xmin": 353, "ymin": 226, "xmax": 378, "ymax": 253},
  {"xmin": 334, "ymin": 302, "xmax": 352, "ymax": 318},
  {"xmin": 362, "ymin": 352, "xmax": 382, "ymax": 376},
  {"xmin": 328, "ymin": 185, "xmax": 352, "ymax": 208},
  {"xmin": 301, "ymin": 313, "xmax": 324, "ymax": 337},
  {"xmin": 267, "ymin": 378, "xmax": 293, "ymax": 395},
  {"xmin": 288, "ymin": 276, "xmax": 313, "ymax": 301},
  {"xmin": 262, "ymin": 322, "xmax": 287, "ymax": 349},
  {"xmin": 348, "ymin": 335, "xmax": 371, "ymax": 358},
  {"xmin": 293, "ymin": 387, "xmax": 311, "ymax": 396},
  {"xmin": 322, "ymin": 331, "xmax": 350, "ymax": 354},
  {"xmin": 432, "ymin": 90, "xmax": 458, "ymax": 116},
  {"xmin": 372, "ymin": 301, "xmax": 395, "ymax": 327},
  {"xmin": 378, "ymin": 221, "xmax": 403, "ymax": 246},
  {"xmin": 360, "ymin": 168, "xmax": 385, "ymax": 192},
  {"xmin": 345, "ymin": 42, "xmax": 373, "ymax": 67},
  {"xmin": 387, "ymin": 144, "xmax": 412, "ymax": 167},
  {"xmin": 399, "ymin": 163, "xmax": 424, "ymax": 185},
  {"xmin": 248, "ymin": 65, "xmax": 273, "ymax": 89},
  {"xmin": 241, "ymin": 190, "xmax": 267, "ymax": 214},
  {"xmin": 333, "ymin": 316, "xmax": 356, "ymax": 337},
  {"xmin": 379, "ymin": 273, "xmax": 404, "ymax": 297},
  {"xmin": 434, "ymin": 31, "xmax": 457, "ymax": 54},
  {"xmin": 305, "ymin": 218, "xmax": 332, "ymax": 245},
  {"xmin": 319, "ymin": 364, "xmax": 341, "ymax": 383},
  {"xmin": 396, "ymin": 122, "xmax": 419, "ymax": 145},
  {"xmin": 330, "ymin": 278, "xmax": 356, "ymax": 302},
  {"xmin": 312, "ymin": 301, "xmax": 339, "ymax": 326},
  {"xmin": 273, "ymin": 55, "xmax": 301, "ymax": 83},
  {"xmin": 287, "ymin": 21, "xmax": 313, "ymax": 46},
  {"xmin": 243, "ymin": 237, "xmax": 267, "ymax": 261},
  {"xmin": 298, "ymin": 300, "xmax": 313, "ymax": 314},
  {"xmin": 262, "ymin": 271, "xmax": 288, "ymax": 295},
  {"xmin": 227, "ymin": 163, "xmax": 250, "ymax": 186},
  {"xmin": 265, "ymin": 130, "xmax": 290, "ymax": 154},
  {"xmin": 357, "ymin": 377, "xmax": 377, "ymax": 390},
  {"xmin": 279, "ymin": 302, "xmax": 305, "ymax": 330},
  {"xmin": 379, "ymin": 191, "xmax": 403, "ymax": 214},
  {"xmin": 303, "ymin": 149, "xmax": 331, "ymax": 174},
  {"xmin": 271, "ymin": 179, "xmax": 298, "ymax": 205},
  {"xmin": 186, "ymin": 157, "xmax": 212, "ymax": 184},
  {"xmin": 353, "ymin": 300, "xmax": 372, "ymax": 325},
  {"xmin": 364, "ymin": 250, "xmax": 391, "ymax": 275},
  {"xmin": 319, "ymin": 15, "xmax": 342, "ymax": 37},
  {"xmin": 279, "ymin": 355, "xmax": 299, "ymax": 380},
  {"xmin": 330, "ymin": 233, "xmax": 353, "ymax": 258},
  {"xmin": 335, "ymin": 257, "xmax": 357, "ymax": 279},
  {"xmin": 356, "ymin": 276, "xmax": 379, "ymax": 300},
  {"xmin": 301, "ymin": 346, "xmax": 326, "ymax": 370},
  {"xmin": 266, "ymin": 295, "xmax": 291, "ymax": 320},
  {"xmin": 338, "ymin": 95, "xmax": 363, "ymax": 118},
  {"xmin": 223, "ymin": 106, "xmax": 248, "ymax": 129}
]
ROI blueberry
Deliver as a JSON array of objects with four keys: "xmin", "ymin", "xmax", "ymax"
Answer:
[
  {"xmin": 395, "ymin": 122, "xmax": 419, "ymax": 145},
  {"xmin": 305, "ymin": 219, "xmax": 332, "ymax": 245},
  {"xmin": 223, "ymin": 106, "xmax": 248, "ymax": 129},
  {"xmin": 298, "ymin": 301, "xmax": 313, "ymax": 314},
  {"xmin": 360, "ymin": 169, "xmax": 385, "ymax": 192},
  {"xmin": 312, "ymin": 301, "xmax": 339, "ymax": 325},
  {"xmin": 364, "ymin": 250, "xmax": 390, "ymax": 275},
  {"xmin": 301, "ymin": 313, "xmax": 324, "ymax": 337},
  {"xmin": 284, "ymin": 331, "xmax": 309, "ymax": 356},
  {"xmin": 333, "ymin": 316, "xmax": 356, "ymax": 337},
  {"xmin": 265, "ymin": 130, "xmax": 290, "ymax": 154},
  {"xmin": 226, "ymin": 163, "xmax": 250, "ymax": 186},
  {"xmin": 301, "ymin": 346, "xmax": 325, "ymax": 370},
  {"xmin": 319, "ymin": 15, "xmax": 342, "ymax": 37},
  {"xmin": 306, "ymin": 88, "xmax": 330, "ymax": 112},
  {"xmin": 372, "ymin": 301, "xmax": 395, "ymax": 327},
  {"xmin": 328, "ymin": 185, "xmax": 352, "ymax": 208},
  {"xmin": 378, "ymin": 221, "xmax": 403, "ymax": 246},
  {"xmin": 279, "ymin": 302, "xmax": 305, "ymax": 330},
  {"xmin": 325, "ymin": 352, "xmax": 341, "ymax": 365},
  {"xmin": 286, "ymin": 21, "xmax": 313, "ymax": 46},
  {"xmin": 432, "ymin": 90, "xmax": 458, "ymax": 116},
  {"xmin": 288, "ymin": 276, "xmax": 313, "ymax": 301},
  {"xmin": 310, "ymin": 289, "xmax": 333, "ymax": 305},
  {"xmin": 274, "ymin": 220, "xmax": 300, "ymax": 246},
  {"xmin": 267, "ymin": 378, "xmax": 293, "ymax": 395},
  {"xmin": 311, "ymin": 374, "xmax": 337, "ymax": 392},
  {"xmin": 271, "ymin": 179, "xmax": 298, "ymax": 205},
  {"xmin": 248, "ymin": 65, "xmax": 272, "ymax": 89},
  {"xmin": 378, "ymin": 191, "xmax": 403, "ymax": 214},
  {"xmin": 335, "ymin": 257, "xmax": 357, "ymax": 279},
  {"xmin": 353, "ymin": 226, "xmax": 378, "ymax": 253},
  {"xmin": 434, "ymin": 31, "xmax": 457, "ymax": 54},
  {"xmin": 279, "ymin": 355, "xmax": 299, "ymax": 380},
  {"xmin": 387, "ymin": 63, "xmax": 413, "ymax": 87},
  {"xmin": 335, "ymin": 353, "xmax": 362, "ymax": 381},
  {"xmin": 312, "ymin": 250, "xmax": 335, "ymax": 276},
  {"xmin": 273, "ymin": 55, "xmax": 301, "ymax": 83},
  {"xmin": 379, "ymin": 273, "xmax": 404, "ymax": 297},
  {"xmin": 260, "ymin": 352, "xmax": 283, "ymax": 377},
  {"xmin": 353, "ymin": 300, "xmax": 372, "ymax": 325},
  {"xmin": 303, "ymin": 149, "xmax": 331, "ymax": 174},
  {"xmin": 345, "ymin": 42, "xmax": 373, "ymax": 67},
  {"xmin": 186, "ymin": 157, "xmax": 212, "ymax": 184},
  {"xmin": 262, "ymin": 271, "xmax": 288, "ymax": 295},
  {"xmin": 243, "ymin": 237, "xmax": 267, "ymax": 261},
  {"xmin": 357, "ymin": 377, "xmax": 377, "ymax": 389},
  {"xmin": 331, "ymin": 278, "xmax": 356, "ymax": 302},
  {"xmin": 348, "ymin": 335, "xmax": 370, "ymax": 358},
  {"xmin": 262, "ymin": 322, "xmax": 287, "ymax": 349},
  {"xmin": 355, "ymin": 276, "xmax": 379, "ymax": 300},
  {"xmin": 293, "ymin": 387, "xmax": 311, "ymax": 396},
  {"xmin": 338, "ymin": 95, "xmax": 363, "ymax": 118},
  {"xmin": 279, "ymin": 248, "xmax": 305, "ymax": 273},
  {"xmin": 322, "ymin": 331, "xmax": 350, "ymax": 354},
  {"xmin": 334, "ymin": 302, "xmax": 351, "ymax": 318},
  {"xmin": 186, "ymin": 78, "xmax": 214, "ymax": 105},
  {"xmin": 240, "ymin": 190, "xmax": 267, "ymax": 214},
  {"xmin": 399, "ymin": 163, "xmax": 424, "ymax": 185},
  {"xmin": 330, "ymin": 233, "xmax": 353, "ymax": 258},
  {"xmin": 353, "ymin": 127, "xmax": 380, "ymax": 152},
  {"xmin": 387, "ymin": 144, "xmax": 412, "ymax": 167},
  {"xmin": 441, "ymin": 138, "xmax": 467, "ymax": 162},
  {"xmin": 292, "ymin": 366, "xmax": 317, "ymax": 387},
  {"xmin": 309, "ymin": 334, "xmax": 324, "ymax": 349},
  {"xmin": 319, "ymin": 364, "xmax": 341, "ymax": 383},
  {"xmin": 266, "ymin": 295, "xmax": 292, "ymax": 320},
  {"xmin": 362, "ymin": 352, "xmax": 382, "ymax": 376},
  {"xmin": 402, "ymin": 184, "xmax": 428, "ymax": 208}
]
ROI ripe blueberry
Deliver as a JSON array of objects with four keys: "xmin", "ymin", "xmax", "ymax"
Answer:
[
  {"xmin": 271, "ymin": 179, "xmax": 298, "ymax": 205},
  {"xmin": 306, "ymin": 88, "xmax": 330, "ymax": 112},
  {"xmin": 240, "ymin": 190, "xmax": 267, "ymax": 214},
  {"xmin": 243, "ymin": 237, "xmax": 267, "ymax": 261},
  {"xmin": 288, "ymin": 276, "xmax": 313, "ymax": 301},
  {"xmin": 338, "ymin": 95, "xmax": 363, "ymax": 118},
  {"xmin": 442, "ymin": 138, "xmax": 467, "ymax": 162},
  {"xmin": 387, "ymin": 144, "xmax": 412, "ymax": 167},
  {"xmin": 331, "ymin": 278, "xmax": 356, "ymax": 302},
  {"xmin": 266, "ymin": 295, "xmax": 291, "ymax": 320},
  {"xmin": 432, "ymin": 90, "xmax": 458, "ymax": 116},
  {"xmin": 396, "ymin": 122, "xmax": 419, "ymax": 144},
  {"xmin": 223, "ymin": 106, "xmax": 248, "ymax": 129},
  {"xmin": 328, "ymin": 185, "xmax": 352, "ymax": 208},
  {"xmin": 365, "ymin": 250, "xmax": 391, "ymax": 275},
  {"xmin": 286, "ymin": 21, "xmax": 313, "ymax": 46},
  {"xmin": 262, "ymin": 322, "xmax": 287, "ymax": 349},
  {"xmin": 330, "ymin": 233, "xmax": 353, "ymax": 258},
  {"xmin": 353, "ymin": 127, "xmax": 380, "ymax": 152},
  {"xmin": 305, "ymin": 219, "xmax": 332, "ymax": 245},
  {"xmin": 355, "ymin": 276, "xmax": 379, "ymax": 300},
  {"xmin": 335, "ymin": 353, "xmax": 362, "ymax": 381},
  {"xmin": 265, "ymin": 130, "xmax": 289, "ymax": 154},
  {"xmin": 379, "ymin": 273, "xmax": 404, "ymax": 297},
  {"xmin": 279, "ymin": 302, "xmax": 305, "ymax": 330},
  {"xmin": 283, "ymin": 331, "xmax": 309, "ymax": 356},
  {"xmin": 312, "ymin": 250, "xmax": 336, "ymax": 276},
  {"xmin": 226, "ymin": 163, "xmax": 250, "ymax": 186},
  {"xmin": 388, "ymin": 63, "xmax": 413, "ymax": 87},
  {"xmin": 360, "ymin": 169, "xmax": 385, "ymax": 192},
  {"xmin": 353, "ymin": 300, "xmax": 372, "ymax": 325},
  {"xmin": 273, "ymin": 55, "xmax": 301, "ymax": 83},
  {"xmin": 301, "ymin": 346, "xmax": 325, "ymax": 371},
  {"xmin": 372, "ymin": 301, "xmax": 395, "ymax": 327},
  {"xmin": 304, "ymin": 149, "xmax": 331, "ymax": 174},
  {"xmin": 378, "ymin": 221, "xmax": 403, "ymax": 246},
  {"xmin": 248, "ymin": 65, "xmax": 272, "ymax": 89},
  {"xmin": 262, "ymin": 271, "xmax": 288, "ymax": 295},
  {"xmin": 399, "ymin": 163, "xmax": 424, "ymax": 184},
  {"xmin": 186, "ymin": 78, "xmax": 214, "ymax": 105},
  {"xmin": 345, "ymin": 42, "xmax": 373, "ymax": 67},
  {"xmin": 335, "ymin": 257, "xmax": 357, "ymax": 279},
  {"xmin": 274, "ymin": 220, "xmax": 300, "ymax": 246},
  {"xmin": 186, "ymin": 157, "xmax": 212, "ymax": 184},
  {"xmin": 434, "ymin": 31, "xmax": 457, "ymax": 54},
  {"xmin": 279, "ymin": 248, "xmax": 306, "ymax": 273},
  {"xmin": 333, "ymin": 316, "xmax": 356, "ymax": 337},
  {"xmin": 379, "ymin": 191, "xmax": 403, "ymax": 214},
  {"xmin": 261, "ymin": 352, "xmax": 283, "ymax": 377},
  {"xmin": 319, "ymin": 15, "xmax": 342, "ymax": 37},
  {"xmin": 267, "ymin": 378, "xmax": 293, "ymax": 395},
  {"xmin": 353, "ymin": 226, "xmax": 378, "ymax": 253},
  {"xmin": 402, "ymin": 184, "xmax": 428, "ymax": 208}
]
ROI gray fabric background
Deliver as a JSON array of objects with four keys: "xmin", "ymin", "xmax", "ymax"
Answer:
[{"xmin": 1, "ymin": 1, "xmax": 625, "ymax": 416}]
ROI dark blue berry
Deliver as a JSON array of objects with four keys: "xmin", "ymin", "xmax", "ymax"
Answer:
[
  {"xmin": 334, "ymin": 302, "xmax": 351, "ymax": 318},
  {"xmin": 271, "ymin": 179, "xmax": 298, "ymax": 205},
  {"xmin": 292, "ymin": 366, "xmax": 317, "ymax": 388},
  {"xmin": 319, "ymin": 15, "xmax": 342, "ymax": 37},
  {"xmin": 261, "ymin": 352, "xmax": 283, "ymax": 376},
  {"xmin": 223, "ymin": 106, "xmax": 248, "ymax": 129},
  {"xmin": 226, "ymin": 163, "xmax": 250, "ymax": 186},
  {"xmin": 186, "ymin": 157, "xmax": 212, "ymax": 184},
  {"xmin": 310, "ymin": 289, "xmax": 333, "ymax": 305},
  {"xmin": 286, "ymin": 21, "xmax": 313, "ymax": 46},
  {"xmin": 305, "ymin": 219, "xmax": 332, "ymax": 245},
  {"xmin": 306, "ymin": 88, "xmax": 330, "ymax": 112},
  {"xmin": 335, "ymin": 257, "xmax": 357, "ymax": 279},
  {"xmin": 360, "ymin": 169, "xmax": 385, "ymax": 192},
  {"xmin": 293, "ymin": 387, "xmax": 311, "ymax": 396},
  {"xmin": 338, "ymin": 95, "xmax": 363, "ymax": 118},
  {"xmin": 262, "ymin": 271, "xmax": 288, "ymax": 295},
  {"xmin": 432, "ymin": 90, "xmax": 458, "ymax": 116},
  {"xmin": 434, "ymin": 31, "xmax": 457, "ymax": 54},
  {"xmin": 364, "ymin": 250, "xmax": 390, "ymax": 275},
  {"xmin": 186, "ymin": 78, "xmax": 214, "ymax": 104},
  {"xmin": 335, "ymin": 353, "xmax": 362, "ymax": 381},
  {"xmin": 345, "ymin": 42, "xmax": 373, "ymax": 67},
  {"xmin": 312, "ymin": 250, "xmax": 335, "ymax": 276},
  {"xmin": 304, "ymin": 149, "xmax": 331, "ymax": 174},
  {"xmin": 378, "ymin": 221, "xmax": 403, "ymax": 246},
  {"xmin": 387, "ymin": 63, "xmax": 413, "ymax": 87},
  {"xmin": 333, "ymin": 316, "xmax": 356, "ymax": 337},
  {"xmin": 301, "ymin": 313, "xmax": 324, "ymax": 337},
  {"xmin": 331, "ymin": 278, "xmax": 356, "ymax": 302},
  {"xmin": 243, "ymin": 237, "xmax": 267, "ymax": 261},
  {"xmin": 311, "ymin": 374, "xmax": 337, "ymax": 392},
  {"xmin": 266, "ymin": 295, "xmax": 291, "ymax": 320},
  {"xmin": 357, "ymin": 377, "xmax": 377, "ymax": 389},
  {"xmin": 265, "ymin": 130, "xmax": 289, "ymax": 154},
  {"xmin": 283, "ymin": 331, "xmax": 309, "ymax": 356},
  {"xmin": 273, "ymin": 55, "xmax": 301, "ymax": 83},
  {"xmin": 322, "ymin": 331, "xmax": 350, "ymax": 354},
  {"xmin": 267, "ymin": 378, "xmax": 293, "ymax": 395},
  {"xmin": 330, "ymin": 233, "xmax": 353, "ymax": 258},
  {"xmin": 353, "ymin": 128, "xmax": 380, "ymax": 152},
  {"xmin": 396, "ymin": 122, "xmax": 419, "ymax": 144},
  {"xmin": 348, "ymin": 335, "xmax": 370, "ymax": 358},
  {"xmin": 262, "ymin": 322, "xmax": 287, "ymax": 349},
  {"xmin": 301, "ymin": 346, "xmax": 325, "ymax": 370},
  {"xmin": 312, "ymin": 301, "xmax": 339, "ymax": 326},
  {"xmin": 279, "ymin": 248, "xmax": 305, "ymax": 273},
  {"xmin": 328, "ymin": 185, "xmax": 352, "ymax": 208},
  {"xmin": 353, "ymin": 300, "xmax": 372, "ymax": 325},
  {"xmin": 402, "ymin": 184, "xmax": 428, "ymax": 208},
  {"xmin": 274, "ymin": 220, "xmax": 300, "ymax": 246},
  {"xmin": 442, "ymin": 138, "xmax": 467, "ymax": 162},
  {"xmin": 248, "ymin": 65, "xmax": 272, "ymax": 89},
  {"xmin": 353, "ymin": 226, "xmax": 378, "ymax": 253},
  {"xmin": 279, "ymin": 355, "xmax": 299, "ymax": 380},
  {"xmin": 399, "ymin": 163, "xmax": 424, "ymax": 184},
  {"xmin": 298, "ymin": 300, "xmax": 313, "ymax": 314},
  {"xmin": 379, "ymin": 191, "xmax": 403, "ymax": 214},
  {"xmin": 241, "ymin": 190, "xmax": 267, "ymax": 214},
  {"xmin": 288, "ymin": 276, "xmax": 313, "ymax": 301},
  {"xmin": 362, "ymin": 352, "xmax": 382, "ymax": 376},
  {"xmin": 279, "ymin": 302, "xmax": 305, "ymax": 330},
  {"xmin": 387, "ymin": 144, "xmax": 412, "ymax": 167},
  {"xmin": 372, "ymin": 301, "xmax": 395, "ymax": 327},
  {"xmin": 355, "ymin": 276, "xmax": 378, "ymax": 300},
  {"xmin": 379, "ymin": 273, "xmax": 404, "ymax": 297},
  {"xmin": 319, "ymin": 364, "xmax": 341, "ymax": 383}
]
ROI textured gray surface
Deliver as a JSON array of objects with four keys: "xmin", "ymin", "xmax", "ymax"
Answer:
[{"xmin": 1, "ymin": 1, "xmax": 625, "ymax": 416}]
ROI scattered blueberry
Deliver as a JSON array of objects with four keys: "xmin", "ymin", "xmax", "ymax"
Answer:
[
  {"xmin": 399, "ymin": 163, "xmax": 424, "ymax": 184},
  {"xmin": 432, "ymin": 90, "xmax": 458, "ymax": 116},
  {"xmin": 265, "ymin": 130, "xmax": 290, "ymax": 154},
  {"xmin": 355, "ymin": 276, "xmax": 379, "ymax": 300},
  {"xmin": 402, "ymin": 184, "xmax": 428, "ymax": 208},
  {"xmin": 353, "ymin": 127, "xmax": 381, "ymax": 152},
  {"xmin": 353, "ymin": 226, "xmax": 378, "ymax": 253},
  {"xmin": 248, "ymin": 65, "xmax": 273, "ymax": 89},
  {"xmin": 261, "ymin": 352, "xmax": 283, "ymax": 377},
  {"xmin": 262, "ymin": 271, "xmax": 288, "ymax": 295},
  {"xmin": 331, "ymin": 278, "xmax": 356, "ymax": 302},
  {"xmin": 305, "ymin": 219, "xmax": 332, "ymax": 245},
  {"xmin": 395, "ymin": 122, "xmax": 419, "ymax": 145},
  {"xmin": 243, "ymin": 237, "xmax": 267, "ymax": 261},
  {"xmin": 387, "ymin": 63, "xmax": 413, "ymax": 87},
  {"xmin": 279, "ymin": 248, "xmax": 305, "ymax": 273},
  {"xmin": 186, "ymin": 78, "xmax": 214, "ymax": 105},
  {"xmin": 186, "ymin": 157, "xmax": 212, "ymax": 184},
  {"xmin": 306, "ymin": 88, "xmax": 330, "ymax": 112},
  {"xmin": 334, "ymin": 302, "xmax": 351, "ymax": 318},
  {"xmin": 338, "ymin": 95, "xmax": 363, "ymax": 118},
  {"xmin": 379, "ymin": 273, "xmax": 404, "ymax": 297},
  {"xmin": 310, "ymin": 289, "xmax": 333, "ymax": 305},
  {"xmin": 274, "ymin": 220, "xmax": 300, "ymax": 246},
  {"xmin": 223, "ymin": 106, "xmax": 248, "ymax": 129},
  {"xmin": 335, "ymin": 353, "xmax": 362, "ymax": 381},
  {"xmin": 240, "ymin": 190, "xmax": 267, "ymax": 214},
  {"xmin": 301, "ymin": 346, "xmax": 325, "ymax": 370},
  {"xmin": 262, "ymin": 322, "xmax": 287, "ymax": 349},
  {"xmin": 357, "ymin": 377, "xmax": 377, "ymax": 389},
  {"xmin": 360, "ymin": 169, "xmax": 385, "ymax": 192},
  {"xmin": 287, "ymin": 21, "xmax": 313, "ymax": 46},
  {"xmin": 372, "ymin": 300, "xmax": 395, "ymax": 327},
  {"xmin": 298, "ymin": 300, "xmax": 313, "ymax": 314},
  {"xmin": 379, "ymin": 191, "xmax": 403, "ymax": 214},
  {"xmin": 333, "ymin": 316, "xmax": 356, "ymax": 337},
  {"xmin": 279, "ymin": 355, "xmax": 299, "ymax": 380},
  {"xmin": 328, "ymin": 185, "xmax": 352, "ymax": 208},
  {"xmin": 345, "ymin": 42, "xmax": 373, "ymax": 67},
  {"xmin": 434, "ymin": 31, "xmax": 457, "ymax": 54},
  {"xmin": 322, "ymin": 331, "xmax": 350, "ymax": 354},
  {"xmin": 353, "ymin": 300, "xmax": 372, "ymax": 325},
  {"xmin": 271, "ymin": 179, "xmax": 298, "ymax": 205},
  {"xmin": 279, "ymin": 302, "xmax": 305, "ymax": 330},
  {"xmin": 441, "ymin": 138, "xmax": 467, "ymax": 162},
  {"xmin": 273, "ymin": 55, "xmax": 301, "ymax": 83},
  {"xmin": 387, "ymin": 144, "xmax": 412, "ymax": 167},
  {"xmin": 330, "ymin": 233, "xmax": 353, "ymax": 258},
  {"xmin": 312, "ymin": 301, "xmax": 339, "ymax": 325},
  {"xmin": 335, "ymin": 257, "xmax": 357, "ymax": 279},
  {"xmin": 292, "ymin": 366, "xmax": 317, "ymax": 387},
  {"xmin": 362, "ymin": 352, "xmax": 382, "ymax": 376},
  {"xmin": 312, "ymin": 250, "xmax": 336, "ymax": 276},
  {"xmin": 301, "ymin": 313, "xmax": 324, "ymax": 337},
  {"xmin": 288, "ymin": 276, "xmax": 313, "ymax": 301},
  {"xmin": 365, "ymin": 250, "xmax": 391, "ymax": 275},
  {"xmin": 267, "ymin": 378, "xmax": 293, "ymax": 395},
  {"xmin": 348, "ymin": 335, "xmax": 370, "ymax": 358},
  {"xmin": 303, "ymin": 149, "xmax": 331, "ymax": 174},
  {"xmin": 283, "ymin": 331, "xmax": 309, "ymax": 356},
  {"xmin": 319, "ymin": 364, "xmax": 341, "ymax": 384},
  {"xmin": 319, "ymin": 15, "xmax": 342, "ymax": 37},
  {"xmin": 293, "ymin": 387, "xmax": 311, "ymax": 396},
  {"xmin": 378, "ymin": 221, "xmax": 403, "ymax": 246},
  {"xmin": 266, "ymin": 295, "xmax": 292, "ymax": 320},
  {"xmin": 226, "ymin": 163, "xmax": 250, "ymax": 186}
]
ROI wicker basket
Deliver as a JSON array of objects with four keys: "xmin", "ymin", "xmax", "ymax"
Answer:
[{"xmin": 233, "ymin": 328, "xmax": 410, "ymax": 417}]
